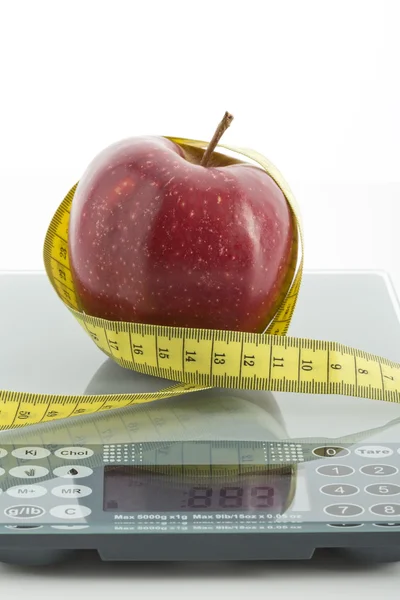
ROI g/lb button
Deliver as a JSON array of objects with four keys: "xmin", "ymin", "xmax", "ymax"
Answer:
[
  {"xmin": 50, "ymin": 505, "xmax": 91, "ymax": 519},
  {"xmin": 54, "ymin": 447, "xmax": 94, "ymax": 460}
]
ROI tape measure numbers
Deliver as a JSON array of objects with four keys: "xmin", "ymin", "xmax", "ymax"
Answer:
[{"xmin": 0, "ymin": 138, "xmax": 399, "ymax": 431}]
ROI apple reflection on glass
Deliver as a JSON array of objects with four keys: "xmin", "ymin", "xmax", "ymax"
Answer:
[{"xmin": 83, "ymin": 359, "xmax": 297, "ymax": 517}]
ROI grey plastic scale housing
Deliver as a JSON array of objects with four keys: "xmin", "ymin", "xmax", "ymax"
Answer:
[{"xmin": 0, "ymin": 271, "xmax": 400, "ymax": 565}]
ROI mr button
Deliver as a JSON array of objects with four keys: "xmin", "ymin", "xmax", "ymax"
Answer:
[
  {"xmin": 51, "ymin": 485, "xmax": 92, "ymax": 499},
  {"xmin": 54, "ymin": 447, "xmax": 94, "ymax": 460}
]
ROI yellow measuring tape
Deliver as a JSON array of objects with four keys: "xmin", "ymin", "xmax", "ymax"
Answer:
[{"xmin": 1, "ymin": 137, "xmax": 400, "ymax": 431}]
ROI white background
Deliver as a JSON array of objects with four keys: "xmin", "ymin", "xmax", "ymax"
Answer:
[{"xmin": 1, "ymin": 0, "xmax": 400, "ymax": 595}]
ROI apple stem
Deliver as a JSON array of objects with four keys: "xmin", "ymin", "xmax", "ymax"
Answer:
[{"xmin": 200, "ymin": 111, "xmax": 234, "ymax": 167}]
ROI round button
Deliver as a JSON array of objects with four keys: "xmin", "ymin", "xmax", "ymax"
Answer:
[
  {"xmin": 0, "ymin": 449, "xmax": 7, "ymax": 459},
  {"xmin": 54, "ymin": 447, "xmax": 94, "ymax": 460},
  {"xmin": 321, "ymin": 484, "xmax": 359, "ymax": 497},
  {"xmin": 365, "ymin": 484, "xmax": 400, "ymax": 497},
  {"xmin": 373, "ymin": 522, "xmax": 400, "ymax": 528},
  {"xmin": 370, "ymin": 504, "xmax": 400, "ymax": 517},
  {"xmin": 11, "ymin": 447, "xmax": 51, "ymax": 460},
  {"xmin": 6, "ymin": 485, "xmax": 47, "ymax": 499},
  {"xmin": 49, "ymin": 505, "xmax": 91, "ymax": 519},
  {"xmin": 355, "ymin": 445, "xmax": 393, "ymax": 458},
  {"xmin": 327, "ymin": 523, "xmax": 364, "ymax": 528},
  {"xmin": 312, "ymin": 446, "xmax": 350, "ymax": 459},
  {"xmin": 5, "ymin": 505, "xmax": 45, "ymax": 519},
  {"xmin": 316, "ymin": 465, "xmax": 355, "ymax": 477},
  {"xmin": 5, "ymin": 525, "xmax": 43, "ymax": 530},
  {"xmin": 53, "ymin": 465, "xmax": 93, "ymax": 479},
  {"xmin": 51, "ymin": 485, "xmax": 92, "ymax": 499},
  {"xmin": 51, "ymin": 525, "xmax": 90, "ymax": 530},
  {"xmin": 9, "ymin": 465, "xmax": 49, "ymax": 479},
  {"xmin": 0, "ymin": 468, "xmax": 4, "ymax": 477},
  {"xmin": 360, "ymin": 464, "xmax": 398, "ymax": 477},
  {"xmin": 324, "ymin": 504, "xmax": 364, "ymax": 518}
]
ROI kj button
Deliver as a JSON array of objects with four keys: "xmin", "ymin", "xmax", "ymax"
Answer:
[
  {"xmin": 54, "ymin": 447, "xmax": 94, "ymax": 460},
  {"xmin": 12, "ymin": 447, "xmax": 51, "ymax": 460}
]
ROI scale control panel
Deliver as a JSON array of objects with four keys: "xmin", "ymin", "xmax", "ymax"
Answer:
[{"xmin": 0, "ymin": 442, "xmax": 398, "ymax": 534}]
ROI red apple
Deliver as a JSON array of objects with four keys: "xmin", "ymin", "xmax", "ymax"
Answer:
[{"xmin": 68, "ymin": 120, "xmax": 295, "ymax": 333}]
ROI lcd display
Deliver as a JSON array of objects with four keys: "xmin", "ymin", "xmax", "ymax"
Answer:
[{"xmin": 103, "ymin": 466, "xmax": 294, "ymax": 513}]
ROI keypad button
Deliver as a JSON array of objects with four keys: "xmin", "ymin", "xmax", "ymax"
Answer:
[
  {"xmin": 0, "ymin": 449, "xmax": 7, "ymax": 459},
  {"xmin": 54, "ymin": 447, "xmax": 94, "ymax": 460},
  {"xmin": 5, "ymin": 505, "xmax": 45, "ymax": 519},
  {"xmin": 316, "ymin": 465, "xmax": 355, "ymax": 477},
  {"xmin": 6, "ymin": 485, "xmax": 47, "ymax": 499},
  {"xmin": 51, "ymin": 525, "xmax": 90, "ymax": 530},
  {"xmin": 370, "ymin": 504, "xmax": 400, "ymax": 517},
  {"xmin": 53, "ymin": 465, "xmax": 93, "ymax": 479},
  {"xmin": 9, "ymin": 465, "xmax": 49, "ymax": 479},
  {"xmin": 320, "ymin": 484, "xmax": 359, "ymax": 497},
  {"xmin": 327, "ymin": 523, "xmax": 364, "ymax": 528},
  {"xmin": 312, "ymin": 446, "xmax": 350, "ymax": 458},
  {"xmin": 355, "ymin": 445, "xmax": 393, "ymax": 458},
  {"xmin": 324, "ymin": 504, "xmax": 364, "ymax": 517},
  {"xmin": 49, "ymin": 505, "xmax": 91, "ymax": 519},
  {"xmin": 11, "ymin": 447, "xmax": 51, "ymax": 460},
  {"xmin": 51, "ymin": 485, "xmax": 92, "ymax": 499},
  {"xmin": 5, "ymin": 524, "xmax": 43, "ymax": 530},
  {"xmin": 365, "ymin": 484, "xmax": 400, "ymax": 497},
  {"xmin": 360, "ymin": 464, "xmax": 398, "ymax": 477}
]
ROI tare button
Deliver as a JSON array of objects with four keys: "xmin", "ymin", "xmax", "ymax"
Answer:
[
  {"xmin": 355, "ymin": 446, "xmax": 393, "ymax": 458},
  {"xmin": 54, "ymin": 447, "xmax": 94, "ymax": 460}
]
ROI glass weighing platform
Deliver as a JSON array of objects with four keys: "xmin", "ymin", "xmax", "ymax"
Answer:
[{"xmin": 0, "ymin": 270, "xmax": 400, "ymax": 566}]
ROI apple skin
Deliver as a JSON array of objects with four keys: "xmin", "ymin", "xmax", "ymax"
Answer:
[{"xmin": 68, "ymin": 136, "xmax": 295, "ymax": 333}]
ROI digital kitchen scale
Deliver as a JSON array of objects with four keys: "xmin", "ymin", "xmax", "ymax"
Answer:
[{"xmin": 1, "ymin": 270, "xmax": 400, "ymax": 566}]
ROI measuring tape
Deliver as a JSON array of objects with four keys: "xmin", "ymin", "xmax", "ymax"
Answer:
[{"xmin": 1, "ymin": 137, "xmax": 400, "ymax": 431}]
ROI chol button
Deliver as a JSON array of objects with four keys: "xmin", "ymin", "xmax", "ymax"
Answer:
[{"xmin": 54, "ymin": 447, "xmax": 94, "ymax": 460}]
